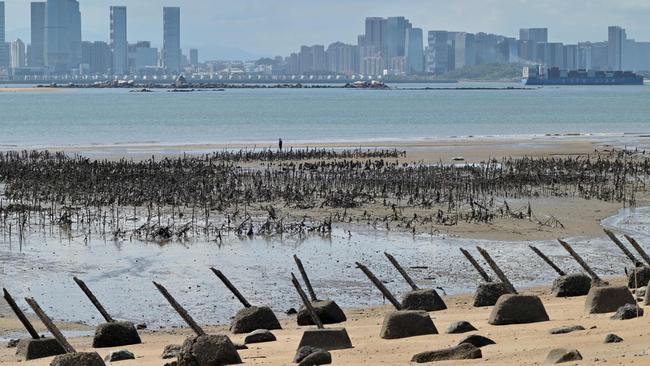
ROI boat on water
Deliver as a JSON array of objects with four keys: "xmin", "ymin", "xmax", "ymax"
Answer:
[{"xmin": 522, "ymin": 65, "xmax": 644, "ymax": 86}]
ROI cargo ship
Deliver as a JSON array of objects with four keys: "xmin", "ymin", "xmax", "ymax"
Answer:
[{"xmin": 523, "ymin": 66, "xmax": 644, "ymax": 86}]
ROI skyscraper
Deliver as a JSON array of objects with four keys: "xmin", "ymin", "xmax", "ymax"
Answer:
[
  {"xmin": 45, "ymin": 0, "xmax": 82, "ymax": 73},
  {"xmin": 608, "ymin": 26, "xmax": 625, "ymax": 71},
  {"xmin": 564, "ymin": 44, "xmax": 578, "ymax": 70},
  {"xmin": 163, "ymin": 7, "xmax": 181, "ymax": 73},
  {"xmin": 11, "ymin": 38, "xmax": 26, "ymax": 68},
  {"xmin": 189, "ymin": 48, "xmax": 198, "ymax": 66},
  {"xmin": 110, "ymin": 6, "xmax": 127, "ymax": 75},
  {"xmin": 519, "ymin": 28, "xmax": 548, "ymax": 43},
  {"xmin": 30, "ymin": 2, "xmax": 46, "ymax": 67},
  {"xmin": 0, "ymin": 1, "xmax": 7, "ymax": 70},
  {"xmin": 364, "ymin": 17, "xmax": 385, "ymax": 51},
  {"xmin": 81, "ymin": 41, "xmax": 111, "ymax": 74},
  {"xmin": 405, "ymin": 27, "xmax": 424, "ymax": 74},
  {"xmin": 384, "ymin": 17, "xmax": 410, "ymax": 67},
  {"xmin": 426, "ymin": 31, "xmax": 454, "ymax": 74},
  {"xmin": 455, "ymin": 32, "xmax": 476, "ymax": 69},
  {"xmin": 128, "ymin": 41, "xmax": 158, "ymax": 73}
]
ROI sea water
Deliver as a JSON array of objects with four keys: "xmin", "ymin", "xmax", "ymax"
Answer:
[{"xmin": 0, "ymin": 83, "xmax": 649, "ymax": 151}]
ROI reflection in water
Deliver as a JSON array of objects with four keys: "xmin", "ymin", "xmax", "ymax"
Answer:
[{"xmin": 0, "ymin": 207, "xmax": 647, "ymax": 334}]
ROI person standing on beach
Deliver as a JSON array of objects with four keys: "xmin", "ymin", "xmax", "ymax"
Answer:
[{"xmin": 279, "ymin": 138, "xmax": 283, "ymax": 151}]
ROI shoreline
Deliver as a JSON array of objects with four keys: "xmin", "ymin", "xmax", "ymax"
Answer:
[
  {"xmin": 2, "ymin": 277, "xmax": 647, "ymax": 365},
  {"xmin": 3, "ymin": 132, "xmax": 649, "ymax": 162}
]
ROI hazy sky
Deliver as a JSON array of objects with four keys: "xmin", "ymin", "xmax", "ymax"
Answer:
[{"xmin": 4, "ymin": 0, "xmax": 650, "ymax": 60}]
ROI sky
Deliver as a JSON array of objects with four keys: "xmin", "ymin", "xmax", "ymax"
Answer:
[{"xmin": 4, "ymin": 0, "xmax": 650, "ymax": 60}]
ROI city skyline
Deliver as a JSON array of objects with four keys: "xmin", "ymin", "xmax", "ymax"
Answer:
[
  {"xmin": 3, "ymin": 0, "xmax": 650, "ymax": 60},
  {"xmin": 0, "ymin": 1, "xmax": 648, "ymax": 79}
]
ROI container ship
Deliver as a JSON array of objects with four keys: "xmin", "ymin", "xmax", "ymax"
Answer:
[{"xmin": 523, "ymin": 66, "xmax": 644, "ymax": 86}]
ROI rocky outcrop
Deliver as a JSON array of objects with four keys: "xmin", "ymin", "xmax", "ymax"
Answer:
[
  {"xmin": 50, "ymin": 352, "xmax": 106, "ymax": 366},
  {"xmin": 411, "ymin": 344, "xmax": 482, "ymax": 363},
  {"xmin": 445, "ymin": 321, "xmax": 477, "ymax": 334},
  {"xmin": 230, "ymin": 306, "xmax": 281, "ymax": 334},
  {"xmin": 545, "ymin": 348, "xmax": 582, "ymax": 364},
  {"xmin": 177, "ymin": 335, "xmax": 241, "ymax": 366},
  {"xmin": 92, "ymin": 321, "xmax": 142, "ymax": 348}
]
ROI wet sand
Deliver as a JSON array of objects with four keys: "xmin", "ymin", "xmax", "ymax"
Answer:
[
  {"xmin": 2, "ymin": 278, "xmax": 648, "ymax": 365},
  {"xmin": 22, "ymin": 133, "xmax": 650, "ymax": 163}
]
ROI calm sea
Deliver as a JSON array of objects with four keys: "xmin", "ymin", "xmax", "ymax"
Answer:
[{"xmin": 1, "ymin": 82, "xmax": 650, "ymax": 150}]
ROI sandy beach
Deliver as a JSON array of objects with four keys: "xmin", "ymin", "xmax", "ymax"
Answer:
[
  {"xmin": 40, "ymin": 134, "xmax": 629, "ymax": 163},
  {"xmin": 1, "ymin": 278, "xmax": 647, "ymax": 365},
  {"xmin": 0, "ymin": 87, "xmax": 60, "ymax": 93}
]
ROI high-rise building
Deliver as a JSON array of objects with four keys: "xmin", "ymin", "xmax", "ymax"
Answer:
[
  {"xmin": 0, "ymin": 1, "xmax": 7, "ymax": 70},
  {"xmin": 475, "ymin": 32, "xmax": 501, "ymax": 64},
  {"xmin": 498, "ymin": 37, "xmax": 519, "ymax": 63},
  {"xmin": 608, "ymin": 26, "xmax": 625, "ymax": 71},
  {"xmin": 30, "ymin": 2, "xmax": 46, "ymax": 67},
  {"xmin": 454, "ymin": 32, "xmax": 476, "ymax": 69},
  {"xmin": 189, "ymin": 48, "xmax": 198, "ymax": 66},
  {"xmin": 81, "ymin": 41, "xmax": 110, "ymax": 74},
  {"xmin": 110, "ymin": 6, "xmax": 127, "ymax": 75},
  {"xmin": 578, "ymin": 41, "xmax": 609, "ymax": 70},
  {"xmin": 287, "ymin": 52, "xmax": 299, "ymax": 74},
  {"xmin": 361, "ymin": 16, "xmax": 415, "ymax": 72},
  {"xmin": 405, "ymin": 27, "xmax": 424, "ymax": 74},
  {"xmin": 364, "ymin": 17, "xmax": 385, "ymax": 51},
  {"xmin": 45, "ymin": 0, "xmax": 82, "ymax": 73},
  {"xmin": 311, "ymin": 45, "xmax": 326, "ymax": 72},
  {"xmin": 384, "ymin": 16, "xmax": 410, "ymax": 68},
  {"xmin": 296, "ymin": 45, "xmax": 327, "ymax": 74},
  {"xmin": 326, "ymin": 42, "xmax": 358, "ymax": 75},
  {"xmin": 360, "ymin": 55, "xmax": 383, "ymax": 76},
  {"xmin": 298, "ymin": 45, "xmax": 313, "ymax": 74},
  {"xmin": 519, "ymin": 28, "xmax": 548, "ymax": 43},
  {"xmin": 518, "ymin": 40, "xmax": 537, "ymax": 62},
  {"xmin": 544, "ymin": 42, "xmax": 565, "ymax": 68},
  {"xmin": 426, "ymin": 31, "xmax": 454, "ymax": 74},
  {"xmin": 128, "ymin": 41, "xmax": 158, "ymax": 73},
  {"xmin": 162, "ymin": 7, "xmax": 181, "ymax": 73},
  {"xmin": 11, "ymin": 38, "xmax": 26, "ymax": 68},
  {"xmin": 563, "ymin": 44, "xmax": 578, "ymax": 70}
]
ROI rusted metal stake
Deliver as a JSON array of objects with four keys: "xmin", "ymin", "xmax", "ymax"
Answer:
[
  {"xmin": 459, "ymin": 248, "xmax": 492, "ymax": 282},
  {"xmin": 291, "ymin": 273, "xmax": 323, "ymax": 329},
  {"xmin": 293, "ymin": 255, "xmax": 318, "ymax": 301},
  {"xmin": 384, "ymin": 252, "xmax": 419, "ymax": 290},
  {"xmin": 153, "ymin": 282, "xmax": 206, "ymax": 337},
  {"xmin": 476, "ymin": 247, "xmax": 517, "ymax": 294},
  {"xmin": 355, "ymin": 262, "xmax": 402, "ymax": 310},
  {"xmin": 624, "ymin": 234, "xmax": 650, "ymax": 266},
  {"xmin": 557, "ymin": 239, "xmax": 602, "ymax": 282},
  {"xmin": 210, "ymin": 268, "xmax": 252, "ymax": 308},
  {"xmin": 3, "ymin": 289, "xmax": 40, "ymax": 339},
  {"xmin": 604, "ymin": 229, "xmax": 640, "ymax": 265},
  {"xmin": 24, "ymin": 297, "xmax": 76, "ymax": 354},
  {"xmin": 72, "ymin": 277, "xmax": 113, "ymax": 323},
  {"xmin": 529, "ymin": 245, "xmax": 566, "ymax": 276}
]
